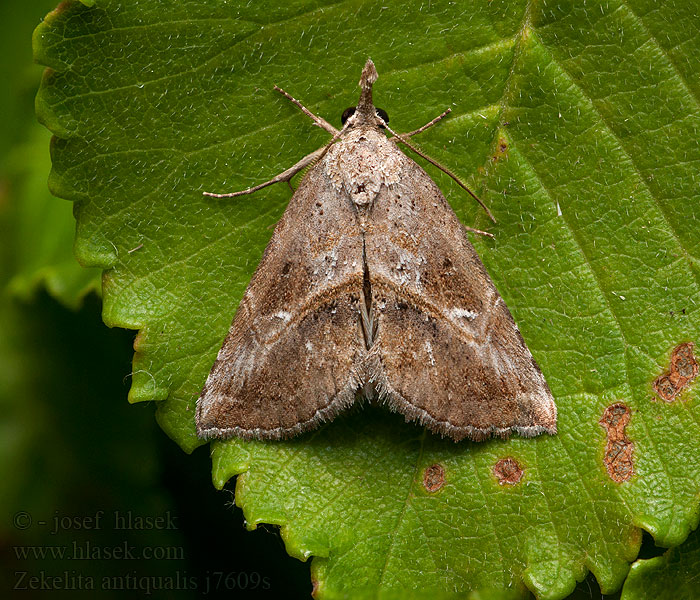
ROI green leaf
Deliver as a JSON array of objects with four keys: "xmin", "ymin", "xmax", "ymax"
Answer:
[
  {"xmin": 0, "ymin": 0, "xmax": 100, "ymax": 308},
  {"xmin": 34, "ymin": 1, "xmax": 700, "ymax": 598},
  {"xmin": 621, "ymin": 527, "xmax": 700, "ymax": 600}
]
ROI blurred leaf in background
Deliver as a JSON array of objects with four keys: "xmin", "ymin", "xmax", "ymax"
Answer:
[
  {"xmin": 0, "ymin": 0, "xmax": 100, "ymax": 307},
  {"xmin": 622, "ymin": 526, "xmax": 700, "ymax": 600}
]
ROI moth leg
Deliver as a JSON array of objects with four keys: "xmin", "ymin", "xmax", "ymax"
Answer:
[
  {"xmin": 274, "ymin": 85, "xmax": 339, "ymax": 135},
  {"xmin": 203, "ymin": 123, "xmax": 348, "ymax": 198},
  {"xmin": 386, "ymin": 122, "xmax": 496, "ymax": 224},
  {"xmin": 203, "ymin": 145, "xmax": 327, "ymax": 198},
  {"xmin": 401, "ymin": 109, "xmax": 452, "ymax": 138},
  {"xmin": 462, "ymin": 225, "xmax": 495, "ymax": 238}
]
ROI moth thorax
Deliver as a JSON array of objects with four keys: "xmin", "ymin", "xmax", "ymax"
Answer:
[{"xmin": 325, "ymin": 131, "xmax": 402, "ymax": 209}]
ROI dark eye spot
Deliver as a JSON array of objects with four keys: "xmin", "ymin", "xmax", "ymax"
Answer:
[
  {"xmin": 341, "ymin": 106, "xmax": 356, "ymax": 125},
  {"xmin": 341, "ymin": 106, "xmax": 390, "ymax": 127}
]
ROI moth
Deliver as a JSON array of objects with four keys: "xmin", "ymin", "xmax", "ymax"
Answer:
[{"xmin": 196, "ymin": 59, "xmax": 557, "ymax": 442}]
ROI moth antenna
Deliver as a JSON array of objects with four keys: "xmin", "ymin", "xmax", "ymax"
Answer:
[
  {"xmin": 403, "ymin": 109, "xmax": 452, "ymax": 138},
  {"xmin": 385, "ymin": 122, "xmax": 496, "ymax": 223},
  {"xmin": 273, "ymin": 85, "xmax": 338, "ymax": 135},
  {"xmin": 203, "ymin": 81, "xmax": 346, "ymax": 198}
]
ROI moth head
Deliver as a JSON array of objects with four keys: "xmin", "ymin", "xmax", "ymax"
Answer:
[{"xmin": 341, "ymin": 106, "xmax": 390, "ymax": 129}]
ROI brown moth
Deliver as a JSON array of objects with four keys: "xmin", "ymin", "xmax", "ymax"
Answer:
[{"xmin": 196, "ymin": 59, "xmax": 557, "ymax": 442}]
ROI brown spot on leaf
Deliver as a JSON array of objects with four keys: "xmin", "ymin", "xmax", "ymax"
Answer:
[
  {"xmin": 599, "ymin": 403, "xmax": 634, "ymax": 483},
  {"xmin": 53, "ymin": 1, "xmax": 73, "ymax": 15},
  {"xmin": 311, "ymin": 577, "xmax": 320, "ymax": 598},
  {"xmin": 491, "ymin": 136, "xmax": 509, "ymax": 162},
  {"xmin": 493, "ymin": 457, "xmax": 523, "ymax": 485},
  {"xmin": 423, "ymin": 463, "xmax": 445, "ymax": 492},
  {"xmin": 653, "ymin": 342, "xmax": 698, "ymax": 402}
]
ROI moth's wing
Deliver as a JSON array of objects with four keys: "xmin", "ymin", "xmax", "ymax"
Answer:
[
  {"xmin": 197, "ymin": 166, "xmax": 366, "ymax": 440},
  {"xmin": 364, "ymin": 151, "xmax": 556, "ymax": 441}
]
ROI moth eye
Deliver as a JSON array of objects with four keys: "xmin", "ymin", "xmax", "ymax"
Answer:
[
  {"xmin": 375, "ymin": 108, "xmax": 390, "ymax": 126},
  {"xmin": 341, "ymin": 106, "xmax": 356, "ymax": 125}
]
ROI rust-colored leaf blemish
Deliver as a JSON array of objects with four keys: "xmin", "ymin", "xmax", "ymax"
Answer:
[
  {"xmin": 493, "ymin": 457, "xmax": 523, "ymax": 485},
  {"xmin": 45, "ymin": 0, "xmax": 75, "ymax": 22},
  {"xmin": 491, "ymin": 136, "xmax": 509, "ymax": 162},
  {"xmin": 653, "ymin": 342, "xmax": 698, "ymax": 402},
  {"xmin": 54, "ymin": 1, "xmax": 73, "ymax": 14},
  {"xmin": 423, "ymin": 463, "xmax": 445, "ymax": 492},
  {"xmin": 599, "ymin": 403, "xmax": 634, "ymax": 483}
]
